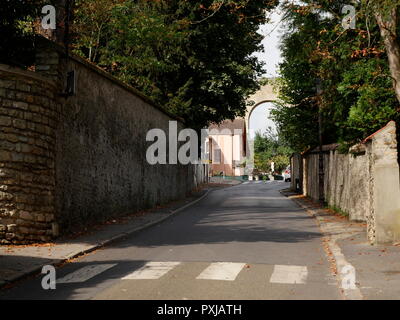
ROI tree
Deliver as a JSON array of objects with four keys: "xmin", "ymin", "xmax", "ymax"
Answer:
[
  {"xmin": 253, "ymin": 129, "xmax": 292, "ymax": 173},
  {"xmin": 271, "ymin": 0, "xmax": 400, "ymax": 153},
  {"xmin": 72, "ymin": 0, "xmax": 132, "ymax": 63},
  {"xmin": 71, "ymin": 0, "xmax": 279, "ymax": 129},
  {"xmin": 368, "ymin": 0, "xmax": 400, "ymax": 104},
  {"xmin": 0, "ymin": 0, "xmax": 45, "ymax": 67}
]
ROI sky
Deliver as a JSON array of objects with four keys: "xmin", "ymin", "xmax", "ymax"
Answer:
[
  {"xmin": 249, "ymin": 9, "xmax": 284, "ymax": 138},
  {"xmin": 254, "ymin": 10, "xmax": 284, "ymax": 78},
  {"xmin": 249, "ymin": 102, "xmax": 278, "ymax": 139}
]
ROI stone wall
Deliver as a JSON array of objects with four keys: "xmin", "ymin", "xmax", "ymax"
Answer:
[
  {"xmin": 366, "ymin": 122, "xmax": 400, "ymax": 244},
  {"xmin": 0, "ymin": 64, "xmax": 60, "ymax": 243},
  {"xmin": 326, "ymin": 145, "xmax": 370, "ymax": 222},
  {"xmin": 54, "ymin": 51, "xmax": 199, "ymax": 232},
  {"xmin": 0, "ymin": 38, "xmax": 208, "ymax": 243},
  {"xmin": 292, "ymin": 122, "xmax": 400, "ymax": 244}
]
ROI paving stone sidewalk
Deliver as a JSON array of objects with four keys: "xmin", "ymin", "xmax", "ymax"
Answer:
[
  {"xmin": 281, "ymin": 189, "xmax": 400, "ymax": 300},
  {"xmin": 0, "ymin": 187, "xmax": 215, "ymax": 289}
]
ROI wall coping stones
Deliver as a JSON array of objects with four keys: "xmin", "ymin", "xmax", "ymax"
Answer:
[
  {"xmin": 302, "ymin": 143, "xmax": 340, "ymax": 155},
  {"xmin": 363, "ymin": 121, "xmax": 396, "ymax": 144},
  {"xmin": 35, "ymin": 36, "xmax": 185, "ymax": 125},
  {"xmin": 0, "ymin": 64, "xmax": 57, "ymax": 89}
]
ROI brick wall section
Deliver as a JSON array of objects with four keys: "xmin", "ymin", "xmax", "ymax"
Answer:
[{"xmin": 0, "ymin": 65, "xmax": 59, "ymax": 243}]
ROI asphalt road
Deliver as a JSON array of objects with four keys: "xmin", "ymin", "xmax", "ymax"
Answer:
[{"xmin": 0, "ymin": 181, "xmax": 342, "ymax": 300}]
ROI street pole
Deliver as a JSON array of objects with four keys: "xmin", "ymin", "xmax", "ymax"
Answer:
[{"xmin": 316, "ymin": 79, "xmax": 325, "ymax": 203}]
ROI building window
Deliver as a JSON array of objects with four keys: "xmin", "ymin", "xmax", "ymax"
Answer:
[{"xmin": 213, "ymin": 148, "xmax": 221, "ymax": 164}]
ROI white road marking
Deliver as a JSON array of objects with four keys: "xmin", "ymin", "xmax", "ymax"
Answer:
[
  {"xmin": 122, "ymin": 261, "xmax": 180, "ymax": 280},
  {"xmin": 196, "ymin": 262, "xmax": 245, "ymax": 281},
  {"xmin": 243, "ymin": 182, "xmax": 249, "ymax": 185},
  {"xmin": 270, "ymin": 265, "xmax": 308, "ymax": 284},
  {"xmin": 57, "ymin": 264, "xmax": 117, "ymax": 284}
]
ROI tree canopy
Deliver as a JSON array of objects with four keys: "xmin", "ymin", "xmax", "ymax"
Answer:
[
  {"xmin": 253, "ymin": 128, "xmax": 292, "ymax": 173},
  {"xmin": 0, "ymin": 0, "xmax": 45, "ymax": 67},
  {"xmin": 271, "ymin": 0, "xmax": 400, "ymax": 153},
  {"xmin": 71, "ymin": 0, "xmax": 279, "ymax": 130},
  {"xmin": 3, "ymin": 0, "xmax": 400, "ymax": 148}
]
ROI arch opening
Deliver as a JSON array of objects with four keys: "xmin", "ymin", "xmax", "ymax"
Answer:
[{"xmin": 248, "ymin": 101, "xmax": 278, "ymax": 140}]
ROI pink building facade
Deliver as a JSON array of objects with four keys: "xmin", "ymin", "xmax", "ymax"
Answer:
[{"xmin": 208, "ymin": 119, "xmax": 247, "ymax": 177}]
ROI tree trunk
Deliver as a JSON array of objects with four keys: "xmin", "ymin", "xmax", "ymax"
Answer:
[{"xmin": 375, "ymin": 8, "xmax": 400, "ymax": 104}]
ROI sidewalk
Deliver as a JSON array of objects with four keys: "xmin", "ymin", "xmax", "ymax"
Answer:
[
  {"xmin": 281, "ymin": 189, "xmax": 400, "ymax": 300},
  {"xmin": 0, "ymin": 187, "xmax": 215, "ymax": 289},
  {"xmin": 209, "ymin": 176, "xmax": 243, "ymax": 185}
]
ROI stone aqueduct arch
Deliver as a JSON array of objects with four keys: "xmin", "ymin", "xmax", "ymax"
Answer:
[
  {"xmin": 242, "ymin": 83, "xmax": 280, "ymax": 173},
  {"xmin": 244, "ymin": 82, "xmax": 280, "ymax": 134}
]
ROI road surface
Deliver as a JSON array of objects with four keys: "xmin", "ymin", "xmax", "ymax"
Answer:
[{"xmin": 0, "ymin": 181, "xmax": 341, "ymax": 300}]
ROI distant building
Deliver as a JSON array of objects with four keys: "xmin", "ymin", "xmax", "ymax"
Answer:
[
  {"xmin": 206, "ymin": 82, "xmax": 280, "ymax": 178},
  {"xmin": 207, "ymin": 119, "xmax": 247, "ymax": 177}
]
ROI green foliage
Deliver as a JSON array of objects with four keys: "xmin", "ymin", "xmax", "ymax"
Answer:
[
  {"xmin": 0, "ymin": 0, "xmax": 45, "ymax": 67},
  {"xmin": 339, "ymin": 56, "xmax": 399, "ymax": 138},
  {"xmin": 272, "ymin": 0, "xmax": 400, "ymax": 152},
  {"xmin": 328, "ymin": 205, "xmax": 349, "ymax": 218},
  {"xmin": 105, "ymin": 1, "xmax": 189, "ymax": 104},
  {"xmin": 253, "ymin": 129, "xmax": 292, "ymax": 173},
  {"xmin": 71, "ymin": 0, "xmax": 278, "ymax": 129}
]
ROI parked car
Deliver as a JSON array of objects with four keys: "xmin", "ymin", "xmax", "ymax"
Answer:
[{"xmin": 282, "ymin": 166, "xmax": 291, "ymax": 182}]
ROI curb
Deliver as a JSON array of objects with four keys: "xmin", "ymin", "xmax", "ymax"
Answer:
[
  {"xmin": 1, "ymin": 189, "xmax": 211, "ymax": 290},
  {"xmin": 279, "ymin": 189, "xmax": 363, "ymax": 300}
]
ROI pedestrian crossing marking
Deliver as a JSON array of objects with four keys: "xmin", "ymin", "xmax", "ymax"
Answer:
[
  {"xmin": 56, "ymin": 262, "xmax": 310, "ymax": 285},
  {"xmin": 57, "ymin": 264, "xmax": 117, "ymax": 284},
  {"xmin": 269, "ymin": 265, "xmax": 308, "ymax": 284},
  {"xmin": 122, "ymin": 261, "xmax": 180, "ymax": 280},
  {"xmin": 196, "ymin": 262, "xmax": 245, "ymax": 281}
]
